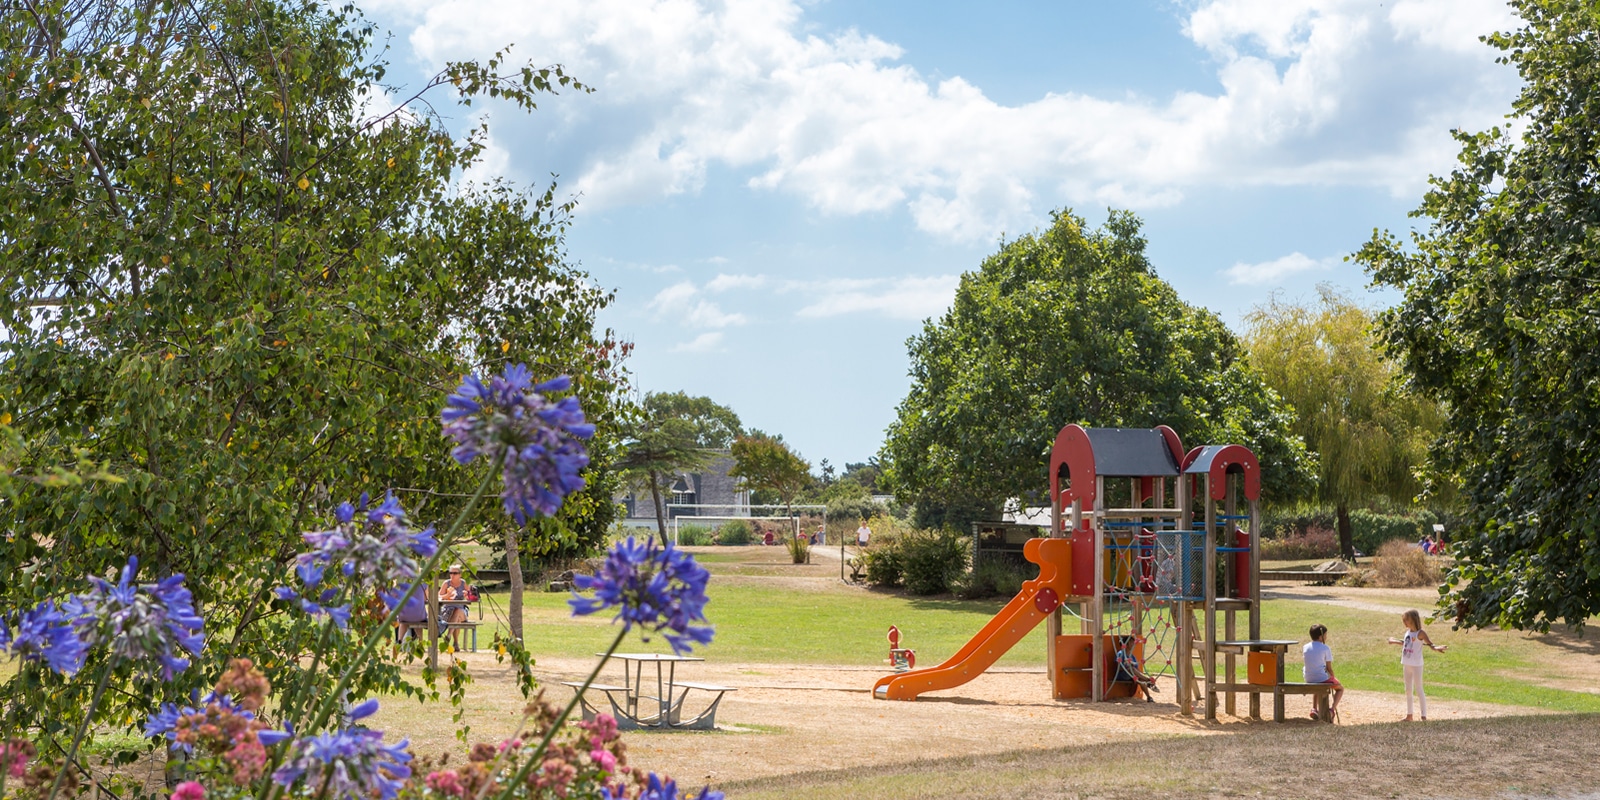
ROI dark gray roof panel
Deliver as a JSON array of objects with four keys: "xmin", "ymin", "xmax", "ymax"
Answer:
[{"xmin": 1083, "ymin": 427, "xmax": 1180, "ymax": 477}]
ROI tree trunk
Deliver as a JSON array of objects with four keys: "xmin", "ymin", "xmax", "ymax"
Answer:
[
  {"xmin": 505, "ymin": 523, "xmax": 524, "ymax": 642},
  {"xmin": 1336, "ymin": 503, "xmax": 1357, "ymax": 563},
  {"xmin": 649, "ymin": 470, "xmax": 670, "ymax": 547}
]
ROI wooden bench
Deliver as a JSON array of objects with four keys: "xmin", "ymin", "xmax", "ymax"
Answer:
[
  {"xmin": 400, "ymin": 621, "xmax": 481, "ymax": 652},
  {"xmin": 668, "ymin": 681, "xmax": 736, "ymax": 730},
  {"xmin": 1276, "ymin": 682, "xmax": 1336, "ymax": 722}
]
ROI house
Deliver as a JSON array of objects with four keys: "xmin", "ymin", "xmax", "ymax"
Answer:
[{"xmin": 618, "ymin": 452, "xmax": 750, "ymax": 527}]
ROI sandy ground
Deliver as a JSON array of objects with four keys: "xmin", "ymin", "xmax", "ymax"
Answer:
[{"xmin": 379, "ymin": 650, "xmax": 1551, "ymax": 788}]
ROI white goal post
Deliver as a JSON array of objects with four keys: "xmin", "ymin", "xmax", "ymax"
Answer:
[{"xmin": 666, "ymin": 503, "xmax": 827, "ymax": 545}]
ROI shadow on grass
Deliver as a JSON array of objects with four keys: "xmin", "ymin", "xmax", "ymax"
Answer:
[{"xmin": 1528, "ymin": 623, "xmax": 1600, "ymax": 657}]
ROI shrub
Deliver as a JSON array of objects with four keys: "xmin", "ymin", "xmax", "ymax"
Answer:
[
  {"xmin": 716, "ymin": 519, "xmax": 754, "ymax": 545},
  {"xmin": 1351, "ymin": 509, "xmax": 1440, "ymax": 556},
  {"xmin": 1259, "ymin": 526, "xmax": 1339, "ymax": 561},
  {"xmin": 785, "ymin": 532, "xmax": 810, "ymax": 564},
  {"xmin": 900, "ymin": 528, "xmax": 970, "ymax": 595},
  {"xmin": 1365, "ymin": 539, "xmax": 1442, "ymax": 588},
  {"xmin": 862, "ymin": 543, "xmax": 904, "ymax": 588},
  {"xmin": 955, "ymin": 556, "xmax": 1033, "ymax": 599},
  {"xmin": 827, "ymin": 494, "xmax": 888, "ymax": 525},
  {"xmin": 676, "ymin": 524, "xmax": 714, "ymax": 546}
]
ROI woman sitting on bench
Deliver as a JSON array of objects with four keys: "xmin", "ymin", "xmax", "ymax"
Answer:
[{"xmin": 439, "ymin": 564, "xmax": 471, "ymax": 650}]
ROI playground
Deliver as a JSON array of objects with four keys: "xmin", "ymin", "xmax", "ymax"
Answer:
[{"xmin": 367, "ymin": 542, "xmax": 1600, "ymax": 798}]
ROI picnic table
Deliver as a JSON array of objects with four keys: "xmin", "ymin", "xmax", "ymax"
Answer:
[
  {"xmin": 565, "ymin": 653, "xmax": 735, "ymax": 731},
  {"xmin": 1208, "ymin": 639, "xmax": 1330, "ymax": 721}
]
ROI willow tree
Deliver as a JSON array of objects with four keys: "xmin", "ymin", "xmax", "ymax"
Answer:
[{"xmin": 1242, "ymin": 287, "xmax": 1443, "ymax": 561}]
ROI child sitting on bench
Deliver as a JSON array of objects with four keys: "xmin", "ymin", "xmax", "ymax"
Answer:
[{"xmin": 1302, "ymin": 623, "xmax": 1344, "ymax": 722}]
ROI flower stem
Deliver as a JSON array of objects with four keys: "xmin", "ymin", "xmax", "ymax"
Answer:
[
  {"xmin": 258, "ymin": 469, "xmax": 497, "ymax": 800},
  {"xmin": 490, "ymin": 626, "xmax": 629, "ymax": 800},
  {"xmin": 46, "ymin": 664, "xmax": 112, "ymax": 800},
  {"xmin": 304, "ymin": 468, "xmax": 497, "ymax": 732}
]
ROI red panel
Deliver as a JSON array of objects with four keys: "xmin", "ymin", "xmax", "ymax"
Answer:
[
  {"xmin": 1206, "ymin": 444, "xmax": 1262, "ymax": 502},
  {"xmin": 1049, "ymin": 425, "xmax": 1096, "ymax": 535},
  {"xmin": 1071, "ymin": 523, "xmax": 1095, "ymax": 597},
  {"xmin": 1233, "ymin": 527, "xmax": 1252, "ymax": 599}
]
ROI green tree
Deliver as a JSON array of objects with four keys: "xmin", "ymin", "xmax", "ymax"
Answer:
[
  {"xmin": 615, "ymin": 392, "xmax": 740, "ymax": 545},
  {"xmin": 881, "ymin": 210, "xmax": 1314, "ymax": 529},
  {"xmin": 641, "ymin": 391, "xmax": 743, "ymax": 448},
  {"xmin": 1356, "ymin": 0, "xmax": 1600, "ymax": 631},
  {"xmin": 0, "ymin": 0, "xmax": 620, "ymax": 736},
  {"xmin": 1242, "ymin": 286, "xmax": 1443, "ymax": 561},
  {"xmin": 730, "ymin": 432, "xmax": 811, "ymax": 517}
]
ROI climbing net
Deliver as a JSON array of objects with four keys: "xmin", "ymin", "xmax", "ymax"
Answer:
[{"xmin": 1099, "ymin": 526, "xmax": 1182, "ymax": 697}]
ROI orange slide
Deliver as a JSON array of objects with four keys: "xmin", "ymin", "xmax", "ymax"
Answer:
[{"xmin": 873, "ymin": 537, "xmax": 1074, "ymax": 701}]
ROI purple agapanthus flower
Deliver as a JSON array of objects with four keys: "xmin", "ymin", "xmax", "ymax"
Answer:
[
  {"xmin": 441, "ymin": 365, "xmax": 594, "ymax": 525},
  {"xmin": 570, "ymin": 538, "xmax": 714, "ymax": 655},
  {"xmin": 7, "ymin": 601, "xmax": 89, "ymax": 675},
  {"xmin": 69, "ymin": 556, "xmax": 205, "ymax": 680},
  {"xmin": 603, "ymin": 773, "xmax": 723, "ymax": 800},
  {"xmin": 271, "ymin": 725, "xmax": 412, "ymax": 800},
  {"xmin": 277, "ymin": 494, "xmax": 438, "ymax": 624}
]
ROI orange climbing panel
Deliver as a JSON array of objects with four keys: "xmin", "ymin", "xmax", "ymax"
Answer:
[{"xmin": 872, "ymin": 537, "xmax": 1075, "ymax": 701}]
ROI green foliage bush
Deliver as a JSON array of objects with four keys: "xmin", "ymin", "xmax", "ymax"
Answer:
[
  {"xmin": 1259, "ymin": 527, "xmax": 1339, "ymax": 561},
  {"xmin": 1264, "ymin": 505, "xmax": 1445, "ymax": 557},
  {"xmin": 785, "ymin": 532, "xmax": 810, "ymax": 564},
  {"xmin": 955, "ymin": 556, "xmax": 1033, "ymax": 599},
  {"xmin": 1350, "ymin": 508, "xmax": 1440, "ymax": 556},
  {"xmin": 899, "ymin": 529, "xmax": 970, "ymax": 595},
  {"xmin": 716, "ymin": 519, "xmax": 754, "ymax": 545},
  {"xmin": 827, "ymin": 494, "xmax": 888, "ymax": 524},
  {"xmin": 862, "ymin": 545, "xmax": 904, "ymax": 588},
  {"xmin": 676, "ymin": 524, "xmax": 714, "ymax": 546}
]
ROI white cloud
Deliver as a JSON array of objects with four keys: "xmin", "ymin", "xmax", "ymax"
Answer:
[
  {"xmin": 671, "ymin": 332, "xmax": 725, "ymax": 353},
  {"xmin": 793, "ymin": 276, "xmax": 960, "ymax": 320},
  {"xmin": 646, "ymin": 281, "xmax": 747, "ymax": 328},
  {"xmin": 1223, "ymin": 252, "xmax": 1332, "ymax": 284},
  {"xmin": 380, "ymin": 0, "xmax": 1522, "ymax": 242},
  {"xmin": 705, "ymin": 273, "xmax": 768, "ymax": 292}
]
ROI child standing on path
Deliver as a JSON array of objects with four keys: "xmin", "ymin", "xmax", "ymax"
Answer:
[
  {"xmin": 1303, "ymin": 623, "xmax": 1344, "ymax": 721},
  {"xmin": 1388, "ymin": 609, "xmax": 1447, "ymax": 721}
]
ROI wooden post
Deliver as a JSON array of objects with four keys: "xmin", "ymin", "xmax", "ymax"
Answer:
[
  {"xmin": 1224, "ymin": 476, "xmax": 1237, "ymax": 717},
  {"xmin": 426, "ymin": 580, "xmax": 440, "ymax": 672},
  {"xmin": 1249, "ymin": 496, "xmax": 1262, "ymax": 720},
  {"xmin": 1203, "ymin": 474, "xmax": 1217, "ymax": 721},
  {"xmin": 1175, "ymin": 472, "xmax": 1192, "ymax": 716},
  {"xmin": 1091, "ymin": 476, "xmax": 1105, "ymax": 703}
]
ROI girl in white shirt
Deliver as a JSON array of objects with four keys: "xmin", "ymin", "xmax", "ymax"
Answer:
[{"xmin": 1387, "ymin": 609, "xmax": 1447, "ymax": 720}]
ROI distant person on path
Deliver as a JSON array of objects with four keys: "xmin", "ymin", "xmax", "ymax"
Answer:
[
  {"xmin": 1388, "ymin": 609, "xmax": 1447, "ymax": 721},
  {"xmin": 856, "ymin": 521, "xmax": 872, "ymax": 548},
  {"xmin": 1302, "ymin": 623, "xmax": 1344, "ymax": 722}
]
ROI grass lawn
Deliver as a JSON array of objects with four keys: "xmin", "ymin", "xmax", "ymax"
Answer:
[{"xmin": 455, "ymin": 546, "xmax": 1598, "ymax": 713}]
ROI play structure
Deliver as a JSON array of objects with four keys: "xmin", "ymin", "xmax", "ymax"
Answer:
[{"xmin": 874, "ymin": 424, "xmax": 1278, "ymax": 721}]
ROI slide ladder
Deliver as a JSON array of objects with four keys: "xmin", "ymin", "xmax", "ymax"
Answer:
[{"xmin": 872, "ymin": 537, "xmax": 1074, "ymax": 701}]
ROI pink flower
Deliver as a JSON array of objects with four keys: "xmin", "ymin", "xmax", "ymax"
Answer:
[
  {"xmin": 426, "ymin": 770, "xmax": 466, "ymax": 797},
  {"xmin": 579, "ymin": 714, "xmax": 619, "ymax": 743},
  {"xmin": 590, "ymin": 748, "xmax": 616, "ymax": 773},
  {"xmin": 171, "ymin": 781, "xmax": 206, "ymax": 800}
]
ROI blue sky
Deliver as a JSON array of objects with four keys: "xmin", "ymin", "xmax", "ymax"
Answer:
[{"xmin": 361, "ymin": 0, "xmax": 1522, "ymax": 469}]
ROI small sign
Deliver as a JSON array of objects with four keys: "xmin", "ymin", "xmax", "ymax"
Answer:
[{"xmin": 1432, "ymin": 524, "xmax": 1445, "ymax": 534}]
